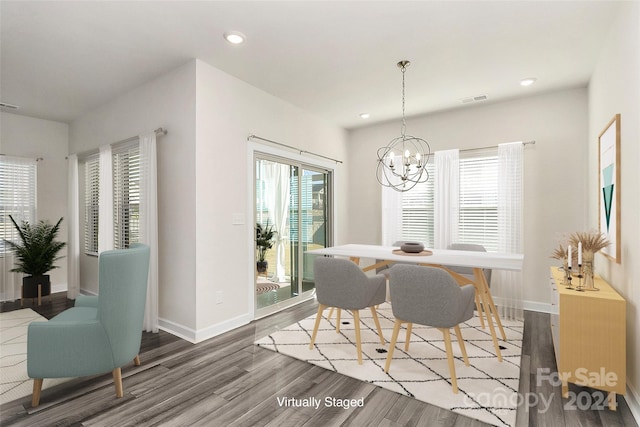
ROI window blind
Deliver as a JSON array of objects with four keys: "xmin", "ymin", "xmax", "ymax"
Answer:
[
  {"xmin": 84, "ymin": 155, "xmax": 100, "ymax": 254},
  {"xmin": 459, "ymin": 148, "xmax": 498, "ymax": 251},
  {"xmin": 112, "ymin": 142, "xmax": 140, "ymax": 249},
  {"xmin": 400, "ymin": 162, "xmax": 435, "ymax": 247},
  {"xmin": 0, "ymin": 156, "xmax": 37, "ymax": 253}
]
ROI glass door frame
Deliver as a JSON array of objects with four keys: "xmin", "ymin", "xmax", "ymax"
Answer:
[{"xmin": 251, "ymin": 149, "xmax": 334, "ymax": 319}]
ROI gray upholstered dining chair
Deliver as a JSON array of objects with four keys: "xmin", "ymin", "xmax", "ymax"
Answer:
[
  {"xmin": 384, "ymin": 264, "xmax": 475, "ymax": 393},
  {"xmin": 446, "ymin": 243, "xmax": 492, "ymax": 285},
  {"xmin": 309, "ymin": 257, "xmax": 386, "ymax": 364}
]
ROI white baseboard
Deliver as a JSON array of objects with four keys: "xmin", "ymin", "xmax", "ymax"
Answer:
[
  {"xmin": 626, "ymin": 381, "xmax": 640, "ymax": 424},
  {"xmin": 158, "ymin": 313, "xmax": 253, "ymax": 344},
  {"xmin": 158, "ymin": 318, "xmax": 197, "ymax": 343},
  {"xmin": 522, "ymin": 300, "xmax": 554, "ymax": 314},
  {"xmin": 491, "ymin": 297, "xmax": 554, "ymax": 314},
  {"xmin": 52, "ymin": 283, "xmax": 67, "ymax": 294}
]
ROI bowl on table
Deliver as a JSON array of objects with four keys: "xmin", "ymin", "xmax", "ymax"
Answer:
[{"xmin": 400, "ymin": 242, "xmax": 424, "ymax": 253}]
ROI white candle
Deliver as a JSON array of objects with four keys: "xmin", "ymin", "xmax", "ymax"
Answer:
[
  {"xmin": 578, "ymin": 242, "xmax": 582, "ymax": 265},
  {"xmin": 567, "ymin": 245, "xmax": 572, "ymax": 268}
]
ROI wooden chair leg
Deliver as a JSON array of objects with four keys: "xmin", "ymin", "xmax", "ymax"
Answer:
[
  {"xmin": 404, "ymin": 323, "xmax": 413, "ymax": 351},
  {"xmin": 441, "ymin": 328, "xmax": 458, "ymax": 393},
  {"xmin": 336, "ymin": 308, "xmax": 342, "ymax": 333},
  {"xmin": 327, "ymin": 307, "xmax": 334, "ymax": 320},
  {"xmin": 370, "ymin": 306, "xmax": 385, "ymax": 344},
  {"xmin": 134, "ymin": 355, "xmax": 141, "ymax": 366},
  {"xmin": 454, "ymin": 325, "xmax": 470, "ymax": 366},
  {"xmin": 353, "ymin": 310, "xmax": 363, "ymax": 364},
  {"xmin": 113, "ymin": 367, "xmax": 123, "ymax": 398},
  {"xmin": 384, "ymin": 319, "xmax": 403, "ymax": 373},
  {"xmin": 32, "ymin": 378, "xmax": 43, "ymax": 407},
  {"xmin": 309, "ymin": 304, "xmax": 325, "ymax": 349},
  {"xmin": 475, "ymin": 292, "xmax": 485, "ymax": 328}
]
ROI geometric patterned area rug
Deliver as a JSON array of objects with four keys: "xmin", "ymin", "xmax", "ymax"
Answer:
[
  {"xmin": 0, "ymin": 309, "xmax": 69, "ymax": 405},
  {"xmin": 256, "ymin": 276, "xmax": 281, "ymax": 295},
  {"xmin": 255, "ymin": 302, "xmax": 523, "ymax": 427}
]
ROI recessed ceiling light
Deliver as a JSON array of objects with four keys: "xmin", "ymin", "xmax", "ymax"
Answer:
[
  {"xmin": 360, "ymin": 113, "xmax": 370, "ymax": 119},
  {"xmin": 224, "ymin": 31, "xmax": 246, "ymax": 45},
  {"xmin": 520, "ymin": 78, "xmax": 537, "ymax": 87}
]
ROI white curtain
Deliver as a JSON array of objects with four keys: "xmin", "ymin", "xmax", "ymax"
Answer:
[
  {"xmin": 139, "ymin": 132, "xmax": 159, "ymax": 333},
  {"xmin": 434, "ymin": 149, "xmax": 459, "ymax": 249},
  {"xmin": 0, "ymin": 156, "xmax": 37, "ymax": 301},
  {"xmin": 262, "ymin": 162, "xmax": 290, "ymax": 282},
  {"xmin": 98, "ymin": 144, "xmax": 114, "ymax": 252},
  {"xmin": 273, "ymin": 166, "xmax": 290, "ymax": 283},
  {"xmin": 66, "ymin": 154, "xmax": 80, "ymax": 299},
  {"xmin": 493, "ymin": 142, "xmax": 524, "ymax": 320},
  {"xmin": 381, "ymin": 154, "xmax": 403, "ymax": 245}
]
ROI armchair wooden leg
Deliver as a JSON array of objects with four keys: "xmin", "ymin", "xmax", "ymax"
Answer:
[
  {"xmin": 32, "ymin": 378, "xmax": 43, "ymax": 407},
  {"xmin": 327, "ymin": 307, "xmax": 334, "ymax": 320},
  {"xmin": 309, "ymin": 304, "xmax": 326, "ymax": 349},
  {"xmin": 404, "ymin": 323, "xmax": 413, "ymax": 351},
  {"xmin": 384, "ymin": 319, "xmax": 403, "ymax": 373},
  {"xmin": 370, "ymin": 306, "xmax": 385, "ymax": 344},
  {"xmin": 113, "ymin": 368, "xmax": 123, "ymax": 398},
  {"xmin": 441, "ymin": 328, "xmax": 458, "ymax": 393},
  {"xmin": 336, "ymin": 308, "xmax": 342, "ymax": 333},
  {"xmin": 134, "ymin": 355, "xmax": 141, "ymax": 366},
  {"xmin": 353, "ymin": 310, "xmax": 363, "ymax": 364},
  {"xmin": 475, "ymin": 292, "xmax": 485, "ymax": 328},
  {"xmin": 454, "ymin": 325, "xmax": 470, "ymax": 366}
]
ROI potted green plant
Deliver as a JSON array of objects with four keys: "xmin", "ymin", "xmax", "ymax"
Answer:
[
  {"xmin": 3, "ymin": 215, "xmax": 66, "ymax": 302},
  {"xmin": 256, "ymin": 221, "xmax": 277, "ymax": 274}
]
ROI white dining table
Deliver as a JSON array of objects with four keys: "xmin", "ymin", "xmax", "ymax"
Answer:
[{"xmin": 307, "ymin": 244, "xmax": 525, "ymax": 361}]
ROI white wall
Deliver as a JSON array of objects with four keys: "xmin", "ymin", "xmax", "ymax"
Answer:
[
  {"xmin": 347, "ymin": 88, "xmax": 589, "ymax": 307},
  {"xmin": 69, "ymin": 61, "xmax": 198, "ymax": 331},
  {"xmin": 68, "ymin": 59, "xmax": 347, "ymax": 341},
  {"xmin": 1, "ymin": 112, "xmax": 69, "ymax": 293},
  {"xmin": 194, "ymin": 60, "xmax": 348, "ymax": 337},
  {"xmin": 588, "ymin": 1, "xmax": 640, "ymax": 417}
]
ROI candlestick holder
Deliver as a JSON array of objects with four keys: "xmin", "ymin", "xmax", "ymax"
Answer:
[
  {"xmin": 565, "ymin": 266, "xmax": 574, "ymax": 289},
  {"xmin": 575, "ymin": 263, "xmax": 584, "ymax": 291}
]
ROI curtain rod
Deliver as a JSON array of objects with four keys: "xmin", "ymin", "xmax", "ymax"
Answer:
[
  {"xmin": 66, "ymin": 127, "xmax": 167, "ymax": 159},
  {"xmin": 247, "ymin": 134, "xmax": 343, "ymax": 164},
  {"xmin": 459, "ymin": 140, "xmax": 536, "ymax": 153},
  {"xmin": 0, "ymin": 154, "xmax": 44, "ymax": 161}
]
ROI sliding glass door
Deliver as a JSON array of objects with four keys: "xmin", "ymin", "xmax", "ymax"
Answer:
[{"xmin": 255, "ymin": 155, "xmax": 331, "ymax": 315}]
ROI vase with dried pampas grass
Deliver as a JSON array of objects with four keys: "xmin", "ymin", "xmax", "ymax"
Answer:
[
  {"xmin": 550, "ymin": 243, "xmax": 571, "ymax": 285},
  {"xmin": 568, "ymin": 231, "xmax": 610, "ymax": 290}
]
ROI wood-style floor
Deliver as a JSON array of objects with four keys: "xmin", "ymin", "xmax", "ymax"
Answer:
[{"xmin": 1, "ymin": 293, "xmax": 637, "ymax": 426}]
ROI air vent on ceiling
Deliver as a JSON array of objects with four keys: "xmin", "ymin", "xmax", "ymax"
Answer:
[
  {"xmin": 460, "ymin": 95, "xmax": 488, "ymax": 104},
  {"xmin": 0, "ymin": 102, "xmax": 20, "ymax": 110}
]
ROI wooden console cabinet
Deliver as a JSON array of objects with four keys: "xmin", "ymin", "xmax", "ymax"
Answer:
[{"xmin": 550, "ymin": 267, "xmax": 626, "ymax": 410}]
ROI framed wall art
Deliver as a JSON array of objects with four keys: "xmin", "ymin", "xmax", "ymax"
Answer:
[{"xmin": 598, "ymin": 114, "xmax": 621, "ymax": 263}]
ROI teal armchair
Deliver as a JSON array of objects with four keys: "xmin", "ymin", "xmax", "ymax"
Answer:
[{"xmin": 27, "ymin": 244, "xmax": 150, "ymax": 407}]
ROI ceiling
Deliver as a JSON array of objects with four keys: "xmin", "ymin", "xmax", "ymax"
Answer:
[{"xmin": 0, "ymin": 1, "xmax": 624, "ymax": 129}]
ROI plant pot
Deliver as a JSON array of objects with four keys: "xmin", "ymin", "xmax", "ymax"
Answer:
[
  {"xmin": 23, "ymin": 275, "xmax": 51, "ymax": 299},
  {"xmin": 257, "ymin": 261, "xmax": 268, "ymax": 274}
]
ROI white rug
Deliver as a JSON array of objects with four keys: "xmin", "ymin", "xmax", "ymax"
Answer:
[
  {"xmin": 255, "ymin": 303, "xmax": 523, "ymax": 427},
  {"xmin": 0, "ymin": 309, "xmax": 68, "ymax": 405}
]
